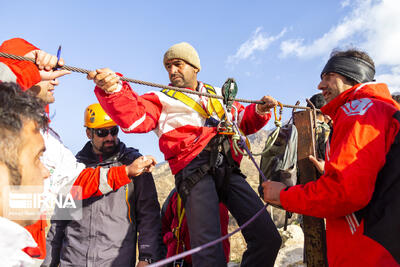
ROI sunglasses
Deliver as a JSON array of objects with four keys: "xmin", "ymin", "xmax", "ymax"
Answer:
[{"xmin": 93, "ymin": 126, "xmax": 119, "ymax": 137}]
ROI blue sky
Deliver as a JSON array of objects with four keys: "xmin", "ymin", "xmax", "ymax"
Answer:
[{"xmin": 2, "ymin": 0, "xmax": 399, "ymax": 162}]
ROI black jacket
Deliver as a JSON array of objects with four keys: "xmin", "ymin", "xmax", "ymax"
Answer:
[{"xmin": 43, "ymin": 141, "xmax": 162, "ymax": 267}]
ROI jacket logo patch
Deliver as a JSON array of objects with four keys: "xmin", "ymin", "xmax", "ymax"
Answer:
[{"xmin": 341, "ymin": 98, "xmax": 373, "ymax": 116}]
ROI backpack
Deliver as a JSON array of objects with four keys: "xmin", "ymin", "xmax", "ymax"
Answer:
[{"xmin": 258, "ymin": 123, "xmax": 298, "ymax": 198}]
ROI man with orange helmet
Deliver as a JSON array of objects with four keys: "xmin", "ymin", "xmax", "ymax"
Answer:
[{"xmin": 43, "ymin": 103, "xmax": 162, "ymax": 267}]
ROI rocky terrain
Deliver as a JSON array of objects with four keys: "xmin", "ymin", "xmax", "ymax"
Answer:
[{"xmin": 153, "ymin": 130, "xmax": 305, "ymax": 266}]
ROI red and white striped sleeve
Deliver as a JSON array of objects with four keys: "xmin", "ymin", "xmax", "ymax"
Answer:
[{"xmin": 95, "ymin": 81, "xmax": 163, "ymax": 134}]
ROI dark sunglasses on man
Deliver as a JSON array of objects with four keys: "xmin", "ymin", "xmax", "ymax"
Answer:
[{"xmin": 92, "ymin": 126, "xmax": 119, "ymax": 137}]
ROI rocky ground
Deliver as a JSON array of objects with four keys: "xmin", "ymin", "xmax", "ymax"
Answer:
[{"xmin": 153, "ymin": 130, "xmax": 306, "ymax": 266}]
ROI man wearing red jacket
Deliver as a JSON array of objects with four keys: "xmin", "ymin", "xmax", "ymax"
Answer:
[
  {"xmin": 88, "ymin": 42, "xmax": 282, "ymax": 266},
  {"xmin": 0, "ymin": 38, "xmax": 157, "ymax": 259},
  {"xmin": 263, "ymin": 49, "xmax": 400, "ymax": 266}
]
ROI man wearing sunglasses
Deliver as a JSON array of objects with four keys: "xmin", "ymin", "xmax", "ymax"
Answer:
[
  {"xmin": 88, "ymin": 125, "xmax": 120, "ymax": 154},
  {"xmin": 44, "ymin": 103, "xmax": 161, "ymax": 267}
]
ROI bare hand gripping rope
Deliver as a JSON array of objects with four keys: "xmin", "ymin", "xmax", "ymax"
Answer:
[{"xmin": 0, "ymin": 52, "xmax": 312, "ymax": 109}]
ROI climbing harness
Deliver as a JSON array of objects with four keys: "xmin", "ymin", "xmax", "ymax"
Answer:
[
  {"xmin": 161, "ymin": 83, "xmax": 225, "ymax": 120},
  {"xmin": 0, "ymin": 52, "xmax": 313, "ymax": 109},
  {"xmin": 148, "ymin": 79, "xmax": 281, "ymax": 267}
]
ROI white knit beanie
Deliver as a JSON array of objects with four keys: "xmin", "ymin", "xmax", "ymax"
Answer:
[{"xmin": 163, "ymin": 42, "xmax": 201, "ymax": 72}]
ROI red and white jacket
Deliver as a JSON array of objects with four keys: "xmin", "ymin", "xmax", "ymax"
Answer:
[
  {"xmin": 95, "ymin": 81, "xmax": 271, "ymax": 174},
  {"xmin": 281, "ymin": 83, "xmax": 400, "ymax": 266}
]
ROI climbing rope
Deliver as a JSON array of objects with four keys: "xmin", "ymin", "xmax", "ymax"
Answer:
[{"xmin": 0, "ymin": 52, "xmax": 313, "ymax": 109}]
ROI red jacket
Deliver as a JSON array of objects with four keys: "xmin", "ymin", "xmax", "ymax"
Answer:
[
  {"xmin": 161, "ymin": 190, "xmax": 230, "ymax": 264},
  {"xmin": 0, "ymin": 38, "xmax": 133, "ymax": 259},
  {"xmin": 281, "ymin": 83, "xmax": 400, "ymax": 266},
  {"xmin": 0, "ymin": 38, "xmax": 41, "ymax": 89}
]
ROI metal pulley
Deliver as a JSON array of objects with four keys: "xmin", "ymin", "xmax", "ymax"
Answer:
[{"xmin": 221, "ymin": 78, "xmax": 238, "ymax": 113}]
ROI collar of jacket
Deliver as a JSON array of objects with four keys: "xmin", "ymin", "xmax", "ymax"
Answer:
[
  {"xmin": 75, "ymin": 140, "xmax": 141, "ymax": 167},
  {"xmin": 320, "ymin": 82, "xmax": 399, "ymax": 120}
]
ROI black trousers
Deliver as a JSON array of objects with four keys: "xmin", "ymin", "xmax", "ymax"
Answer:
[{"xmin": 175, "ymin": 151, "xmax": 281, "ymax": 267}]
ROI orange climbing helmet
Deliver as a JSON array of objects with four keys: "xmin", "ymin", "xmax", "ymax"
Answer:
[{"xmin": 84, "ymin": 103, "xmax": 117, "ymax": 128}]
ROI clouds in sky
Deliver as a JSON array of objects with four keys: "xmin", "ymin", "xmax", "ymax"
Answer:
[
  {"xmin": 341, "ymin": 0, "xmax": 351, "ymax": 8},
  {"xmin": 226, "ymin": 27, "xmax": 286, "ymax": 64},
  {"xmin": 228, "ymin": 0, "xmax": 400, "ymax": 91},
  {"xmin": 280, "ymin": 0, "xmax": 400, "ymax": 91},
  {"xmin": 280, "ymin": 0, "xmax": 400, "ymax": 62}
]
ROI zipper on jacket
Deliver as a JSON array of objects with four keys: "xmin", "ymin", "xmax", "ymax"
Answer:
[{"xmin": 125, "ymin": 185, "xmax": 132, "ymax": 223}]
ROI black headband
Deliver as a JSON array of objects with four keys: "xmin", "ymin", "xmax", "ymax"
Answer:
[{"xmin": 321, "ymin": 56, "xmax": 375, "ymax": 84}]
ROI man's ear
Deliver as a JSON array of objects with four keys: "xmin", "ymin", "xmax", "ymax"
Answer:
[{"xmin": 86, "ymin": 128, "xmax": 92, "ymax": 139}]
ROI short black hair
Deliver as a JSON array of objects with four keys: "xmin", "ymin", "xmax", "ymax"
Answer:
[
  {"xmin": 307, "ymin": 93, "xmax": 326, "ymax": 109},
  {"xmin": 0, "ymin": 82, "xmax": 48, "ymax": 185}
]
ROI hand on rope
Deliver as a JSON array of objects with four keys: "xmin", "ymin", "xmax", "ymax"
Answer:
[
  {"xmin": 24, "ymin": 49, "xmax": 71, "ymax": 81},
  {"xmin": 24, "ymin": 49, "xmax": 62, "ymax": 71},
  {"xmin": 87, "ymin": 68, "xmax": 120, "ymax": 93},
  {"xmin": 232, "ymin": 102, "xmax": 284, "ymax": 157},
  {"xmin": 256, "ymin": 95, "xmax": 278, "ymax": 114}
]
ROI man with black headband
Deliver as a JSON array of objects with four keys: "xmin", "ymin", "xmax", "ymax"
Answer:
[{"xmin": 263, "ymin": 49, "xmax": 400, "ymax": 266}]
